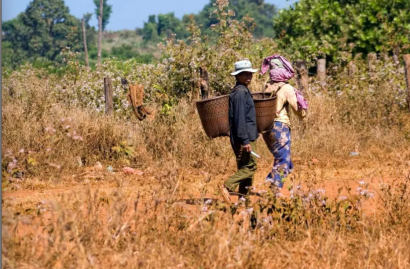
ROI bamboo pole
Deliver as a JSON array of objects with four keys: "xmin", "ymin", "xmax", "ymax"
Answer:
[
  {"xmin": 81, "ymin": 18, "xmax": 89, "ymax": 68},
  {"xmin": 97, "ymin": 0, "xmax": 103, "ymax": 65},
  {"xmin": 104, "ymin": 77, "xmax": 113, "ymax": 115},
  {"xmin": 403, "ymin": 54, "xmax": 410, "ymax": 111}
]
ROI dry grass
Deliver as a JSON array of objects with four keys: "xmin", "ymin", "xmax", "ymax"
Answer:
[
  {"xmin": 2, "ymin": 58, "xmax": 410, "ymax": 268},
  {"xmin": 2, "ymin": 176, "xmax": 410, "ymax": 268}
]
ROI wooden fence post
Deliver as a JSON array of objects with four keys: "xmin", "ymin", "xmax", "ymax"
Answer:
[
  {"xmin": 393, "ymin": 47, "xmax": 400, "ymax": 65},
  {"xmin": 348, "ymin": 61, "xmax": 356, "ymax": 76},
  {"xmin": 295, "ymin": 60, "xmax": 309, "ymax": 93},
  {"xmin": 199, "ymin": 66, "xmax": 209, "ymax": 99},
  {"xmin": 104, "ymin": 77, "xmax": 113, "ymax": 115},
  {"xmin": 403, "ymin": 54, "xmax": 410, "ymax": 111},
  {"xmin": 367, "ymin": 53, "xmax": 377, "ymax": 75},
  {"xmin": 317, "ymin": 58, "xmax": 326, "ymax": 85}
]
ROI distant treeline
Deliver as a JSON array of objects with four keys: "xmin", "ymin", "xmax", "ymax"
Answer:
[{"xmin": 139, "ymin": 0, "xmax": 277, "ymax": 41}]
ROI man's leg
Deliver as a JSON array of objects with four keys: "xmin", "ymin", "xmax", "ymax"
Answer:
[{"xmin": 225, "ymin": 141, "xmax": 257, "ymax": 193}]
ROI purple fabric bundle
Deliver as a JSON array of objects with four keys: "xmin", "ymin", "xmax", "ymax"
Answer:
[
  {"xmin": 260, "ymin": 54, "xmax": 295, "ymax": 82},
  {"xmin": 293, "ymin": 87, "xmax": 309, "ymax": 110}
]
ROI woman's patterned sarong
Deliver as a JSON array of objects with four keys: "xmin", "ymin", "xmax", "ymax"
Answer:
[{"xmin": 262, "ymin": 121, "xmax": 293, "ymax": 188}]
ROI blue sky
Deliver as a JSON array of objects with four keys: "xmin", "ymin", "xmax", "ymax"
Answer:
[{"xmin": 2, "ymin": 0, "xmax": 298, "ymax": 31}]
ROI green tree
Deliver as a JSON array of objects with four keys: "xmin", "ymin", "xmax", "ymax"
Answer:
[
  {"xmin": 2, "ymin": 0, "xmax": 82, "ymax": 69},
  {"xmin": 157, "ymin": 12, "xmax": 187, "ymax": 39},
  {"xmin": 274, "ymin": 0, "xmax": 410, "ymax": 61},
  {"xmin": 142, "ymin": 15, "xmax": 159, "ymax": 42},
  {"xmin": 93, "ymin": 0, "xmax": 112, "ymax": 31},
  {"xmin": 142, "ymin": 13, "xmax": 188, "ymax": 41}
]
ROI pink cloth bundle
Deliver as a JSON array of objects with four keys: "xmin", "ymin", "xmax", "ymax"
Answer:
[
  {"xmin": 293, "ymin": 87, "xmax": 309, "ymax": 110},
  {"xmin": 260, "ymin": 54, "xmax": 295, "ymax": 82}
]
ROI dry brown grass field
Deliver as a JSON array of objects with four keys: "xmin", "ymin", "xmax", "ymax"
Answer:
[{"xmin": 2, "ymin": 55, "xmax": 410, "ymax": 269}]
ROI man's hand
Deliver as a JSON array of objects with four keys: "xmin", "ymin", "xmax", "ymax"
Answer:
[{"xmin": 242, "ymin": 144, "xmax": 252, "ymax": 152}]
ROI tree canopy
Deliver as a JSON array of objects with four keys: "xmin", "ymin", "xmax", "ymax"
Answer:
[
  {"xmin": 142, "ymin": 13, "xmax": 189, "ymax": 42},
  {"xmin": 2, "ymin": 0, "xmax": 82, "ymax": 69},
  {"xmin": 93, "ymin": 0, "xmax": 113, "ymax": 31},
  {"xmin": 274, "ymin": 0, "xmax": 410, "ymax": 61}
]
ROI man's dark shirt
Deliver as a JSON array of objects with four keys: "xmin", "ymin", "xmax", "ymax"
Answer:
[{"xmin": 229, "ymin": 83, "xmax": 258, "ymax": 146}]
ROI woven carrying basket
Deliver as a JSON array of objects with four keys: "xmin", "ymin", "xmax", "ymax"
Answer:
[
  {"xmin": 252, "ymin": 92, "xmax": 277, "ymax": 133},
  {"xmin": 196, "ymin": 92, "xmax": 277, "ymax": 138},
  {"xmin": 195, "ymin": 95, "xmax": 230, "ymax": 138}
]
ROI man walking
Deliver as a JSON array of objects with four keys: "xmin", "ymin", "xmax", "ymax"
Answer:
[{"xmin": 220, "ymin": 60, "xmax": 259, "ymax": 203}]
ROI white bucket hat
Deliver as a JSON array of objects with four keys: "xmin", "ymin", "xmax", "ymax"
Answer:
[{"xmin": 230, "ymin": 60, "xmax": 258, "ymax": 76}]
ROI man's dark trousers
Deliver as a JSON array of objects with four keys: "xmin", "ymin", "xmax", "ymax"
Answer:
[{"xmin": 224, "ymin": 141, "xmax": 257, "ymax": 195}]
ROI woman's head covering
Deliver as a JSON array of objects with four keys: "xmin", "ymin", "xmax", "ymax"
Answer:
[{"xmin": 260, "ymin": 54, "xmax": 295, "ymax": 82}]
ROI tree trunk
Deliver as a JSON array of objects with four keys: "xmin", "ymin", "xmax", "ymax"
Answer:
[
  {"xmin": 81, "ymin": 18, "xmax": 89, "ymax": 68},
  {"xmin": 97, "ymin": 0, "xmax": 103, "ymax": 65},
  {"xmin": 199, "ymin": 66, "xmax": 209, "ymax": 99},
  {"xmin": 104, "ymin": 77, "xmax": 113, "ymax": 115},
  {"xmin": 295, "ymin": 60, "xmax": 309, "ymax": 93},
  {"xmin": 403, "ymin": 54, "xmax": 410, "ymax": 111},
  {"xmin": 317, "ymin": 58, "xmax": 326, "ymax": 85}
]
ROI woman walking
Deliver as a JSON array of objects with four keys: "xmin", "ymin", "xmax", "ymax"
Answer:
[{"xmin": 259, "ymin": 55, "xmax": 308, "ymax": 189}]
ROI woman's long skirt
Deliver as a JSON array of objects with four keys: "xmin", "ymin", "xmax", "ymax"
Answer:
[{"xmin": 262, "ymin": 121, "xmax": 293, "ymax": 188}]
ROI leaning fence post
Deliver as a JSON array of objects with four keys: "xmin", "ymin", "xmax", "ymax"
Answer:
[
  {"xmin": 295, "ymin": 60, "xmax": 309, "ymax": 94},
  {"xmin": 403, "ymin": 54, "xmax": 410, "ymax": 111},
  {"xmin": 104, "ymin": 77, "xmax": 113, "ymax": 115},
  {"xmin": 367, "ymin": 53, "xmax": 377, "ymax": 76},
  {"xmin": 317, "ymin": 58, "xmax": 326, "ymax": 86}
]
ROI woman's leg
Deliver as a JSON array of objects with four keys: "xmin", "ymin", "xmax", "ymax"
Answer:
[{"xmin": 263, "ymin": 122, "xmax": 293, "ymax": 189}]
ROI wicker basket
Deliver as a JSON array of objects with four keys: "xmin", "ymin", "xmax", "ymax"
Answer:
[
  {"xmin": 252, "ymin": 92, "xmax": 277, "ymax": 133},
  {"xmin": 196, "ymin": 92, "xmax": 277, "ymax": 138},
  {"xmin": 195, "ymin": 95, "xmax": 230, "ymax": 138}
]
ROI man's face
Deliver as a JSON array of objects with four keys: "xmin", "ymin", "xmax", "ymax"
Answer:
[{"xmin": 236, "ymin": 72, "xmax": 253, "ymax": 86}]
